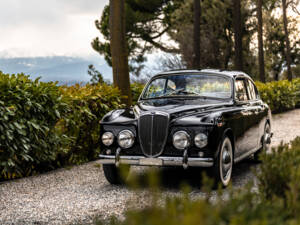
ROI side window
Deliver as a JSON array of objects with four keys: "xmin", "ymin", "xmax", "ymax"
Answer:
[
  {"xmin": 235, "ymin": 79, "xmax": 249, "ymax": 101},
  {"xmin": 247, "ymin": 79, "xmax": 257, "ymax": 100}
]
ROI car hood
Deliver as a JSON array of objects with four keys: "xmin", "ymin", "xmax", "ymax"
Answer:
[
  {"xmin": 101, "ymin": 98, "xmax": 234, "ymax": 125},
  {"xmin": 136, "ymin": 98, "xmax": 233, "ymax": 115}
]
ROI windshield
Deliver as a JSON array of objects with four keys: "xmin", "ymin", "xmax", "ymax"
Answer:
[{"xmin": 141, "ymin": 74, "xmax": 232, "ymax": 100}]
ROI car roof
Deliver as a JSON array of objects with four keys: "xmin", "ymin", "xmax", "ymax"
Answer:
[{"xmin": 154, "ymin": 69, "xmax": 253, "ymax": 80}]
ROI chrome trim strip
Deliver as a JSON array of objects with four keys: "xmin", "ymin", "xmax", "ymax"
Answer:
[
  {"xmin": 99, "ymin": 154, "xmax": 214, "ymax": 167},
  {"xmin": 234, "ymin": 146, "xmax": 261, "ymax": 163}
]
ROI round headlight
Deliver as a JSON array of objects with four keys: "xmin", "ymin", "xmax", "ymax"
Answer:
[
  {"xmin": 173, "ymin": 131, "xmax": 190, "ymax": 150},
  {"xmin": 118, "ymin": 130, "xmax": 135, "ymax": 149},
  {"xmin": 194, "ymin": 133, "xmax": 208, "ymax": 148},
  {"xmin": 102, "ymin": 132, "xmax": 114, "ymax": 146}
]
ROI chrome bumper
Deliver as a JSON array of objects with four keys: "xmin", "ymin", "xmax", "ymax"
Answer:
[{"xmin": 99, "ymin": 154, "xmax": 214, "ymax": 168}]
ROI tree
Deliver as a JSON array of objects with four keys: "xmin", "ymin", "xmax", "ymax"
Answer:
[
  {"xmin": 169, "ymin": 0, "xmax": 237, "ymax": 69},
  {"xmin": 263, "ymin": 6, "xmax": 299, "ymax": 81},
  {"xmin": 109, "ymin": 0, "xmax": 132, "ymax": 106},
  {"xmin": 193, "ymin": 0, "xmax": 201, "ymax": 69},
  {"xmin": 257, "ymin": 0, "xmax": 265, "ymax": 82},
  {"xmin": 264, "ymin": 13, "xmax": 285, "ymax": 81},
  {"xmin": 88, "ymin": 64, "xmax": 104, "ymax": 84},
  {"xmin": 93, "ymin": 1, "xmax": 180, "ymax": 71},
  {"xmin": 281, "ymin": 0, "xmax": 293, "ymax": 81},
  {"xmin": 232, "ymin": 0, "xmax": 243, "ymax": 71}
]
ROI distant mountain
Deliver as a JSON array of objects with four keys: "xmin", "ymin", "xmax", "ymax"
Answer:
[{"xmin": 0, "ymin": 56, "xmax": 112, "ymax": 85}]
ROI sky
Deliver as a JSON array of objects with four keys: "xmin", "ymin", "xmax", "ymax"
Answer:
[{"xmin": 0, "ymin": 0, "xmax": 109, "ymax": 58}]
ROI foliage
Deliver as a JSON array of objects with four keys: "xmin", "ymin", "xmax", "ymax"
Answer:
[
  {"xmin": 95, "ymin": 192, "xmax": 288, "ymax": 225},
  {"xmin": 0, "ymin": 73, "xmax": 144, "ymax": 180},
  {"xmin": 200, "ymin": 81, "xmax": 231, "ymax": 93},
  {"xmin": 0, "ymin": 72, "xmax": 69, "ymax": 179},
  {"xmin": 88, "ymin": 64, "xmax": 104, "ymax": 84},
  {"xmin": 257, "ymin": 137, "xmax": 300, "ymax": 200},
  {"xmin": 264, "ymin": 12, "xmax": 300, "ymax": 81},
  {"xmin": 92, "ymin": 0, "xmax": 180, "ymax": 72},
  {"xmin": 94, "ymin": 0, "xmax": 300, "ymax": 81},
  {"xmin": 293, "ymin": 78, "xmax": 300, "ymax": 107},
  {"xmin": 58, "ymin": 83, "xmax": 124, "ymax": 165},
  {"xmin": 256, "ymin": 79, "xmax": 297, "ymax": 113}
]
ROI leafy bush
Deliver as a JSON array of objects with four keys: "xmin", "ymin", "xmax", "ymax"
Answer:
[
  {"xmin": 95, "ymin": 191, "xmax": 288, "ymax": 225},
  {"xmin": 293, "ymin": 78, "xmax": 300, "ymax": 108},
  {"xmin": 58, "ymin": 83, "xmax": 124, "ymax": 165},
  {"xmin": 0, "ymin": 72, "xmax": 68, "ymax": 179},
  {"xmin": 0, "ymin": 72, "xmax": 145, "ymax": 180},
  {"xmin": 256, "ymin": 80, "xmax": 297, "ymax": 113},
  {"xmin": 257, "ymin": 137, "xmax": 300, "ymax": 200}
]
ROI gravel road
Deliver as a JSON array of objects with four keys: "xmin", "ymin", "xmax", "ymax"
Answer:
[{"xmin": 1, "ymin": 109, "xmax": 300, "ymax": 225}]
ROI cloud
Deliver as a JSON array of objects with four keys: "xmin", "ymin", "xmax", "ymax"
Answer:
[{"xmin": 0, "ymin": 0, "xmax": 109, "ymax": 57}]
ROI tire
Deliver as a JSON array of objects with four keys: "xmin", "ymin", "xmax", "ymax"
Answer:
[
  {"xmin": 254, "ymin": 123, "xmax": 271, "ymax": 162},
  {"xmin": 212, "ymin": 136, "xmax": 233, "ymax": 187},
  {"xmin": 102, "ymin": 164, "xmax": 130, "ymax": 185}
]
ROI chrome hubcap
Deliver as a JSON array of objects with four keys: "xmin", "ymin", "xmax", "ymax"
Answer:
[{"xmin": 220, "ymin": 138, "xmax": 232, "ymax": 185}]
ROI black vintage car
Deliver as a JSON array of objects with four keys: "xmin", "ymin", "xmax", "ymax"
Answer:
[{"xmin": 99, "ymin": 69, "xmax": 272, "ymax": 186}]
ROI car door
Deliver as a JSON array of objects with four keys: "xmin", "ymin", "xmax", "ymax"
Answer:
[
  {"xmin": 234, "ymin": 78, "xmax": 251, "ymax": 158},
  {"xmin": 246, "ymin": 79, "xmax": 266, "ymax": 148},
  {"xmin": 243, "ymin": 78, "xmax": 262, "ymax": 151}
]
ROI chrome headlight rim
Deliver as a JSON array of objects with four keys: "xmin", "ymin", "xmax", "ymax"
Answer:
[
  {"xmin": 194, "ymin": 133, "xmax": 208, "ymax": 148},
  {"xmin": 117, "ymin": 129, "xmax": 135, "ymax": 149},
  {"xmin": 102, "ymin": 131, "xmax": 114, "ymax": 146},
  {"xmin": 173, "ymin": 130, "xmax": 191, "ymax": 150}
]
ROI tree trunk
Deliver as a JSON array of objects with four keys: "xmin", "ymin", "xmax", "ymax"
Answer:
[
  {"xmin": 232, "ymin": 0, "xmax": 243, "ymax": 71},
  {"xmin": 109, "ymin": 0, "xmax": 132, "ymax": 106},
  {"xmin": 257, "ymin": 0, "xmax": 266, "ymax": 83},
  {"xmin": 282, "ymin": 0, "xmax": 293, "ymax": 81},
  {"xmin": 257, "ymin": 0, "xmax": 265, "ymax": 82},
  {"xmin": 274, "ymin": 72, "xmax": 279, "ymax": 81},
  {"xmin": 192, "ymin": 0, "xmax": 201, "ymax": 69}
]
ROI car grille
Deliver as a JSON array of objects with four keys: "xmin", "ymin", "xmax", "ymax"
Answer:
[{"xmin": 138, "ymin": 111, "xmax": 169, "ymax": 157}]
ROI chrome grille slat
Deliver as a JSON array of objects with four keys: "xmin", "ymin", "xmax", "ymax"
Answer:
[{"xmin": 138, "ymin": 112, "xmax": 169, "ymax": 157}]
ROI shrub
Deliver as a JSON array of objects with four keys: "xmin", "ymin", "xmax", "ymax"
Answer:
[
  {"xmin": 0, "ymin": 73, "xmax": 145, "ymax": 180},
  {"xmin": 94, "ymin": 192, "xmax": 288, "ymax": 225},
  {"xmin": 293, "ymin": 78, "xmax": 300, "ymax": 108},
  {"xmin": 58, "ymin": 83, "xmax": 124, "ymax": 165},
  {"xmin": 0, "ymin": 72, "xmax": 68, "ymax": 179},
  {"xmin": 257, "ymin": 137, "xmax": 300, "ymax": 200},
  {"xmin": 256, "ymin": 80, "xmax": 297, "ymax": 113}
]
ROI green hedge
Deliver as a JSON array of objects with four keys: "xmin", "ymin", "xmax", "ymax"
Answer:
[
  {"xmin": 57, "ymin": 83, "xmax": 124, "ymax": 165},
  {"xmin": 256, "ymin": 80, "xmax": 297, "ymax": 113},
  {"xmin": 0, "ymin": 73, "xmax": 68, "ymax": 179},
  {"xmin": 0, "ymin": 72, "xmax": 145, "ymax": 180},
  {"xmin": 293, "ymin": 78, "xmax": 300, "ymax": 107}
]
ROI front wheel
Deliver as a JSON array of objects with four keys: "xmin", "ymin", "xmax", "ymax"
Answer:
[
  {"xmin": 102, "ymin": 164, "xmax": 130, "ymax": 185},
  {"xmin": 212, "ymin": 136, "xmax": 233, "ymax": 187}
]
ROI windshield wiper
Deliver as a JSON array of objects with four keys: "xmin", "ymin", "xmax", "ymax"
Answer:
[{"xmin": 165, "ymin": 88, "xmax": 201, "ymax": 96}]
